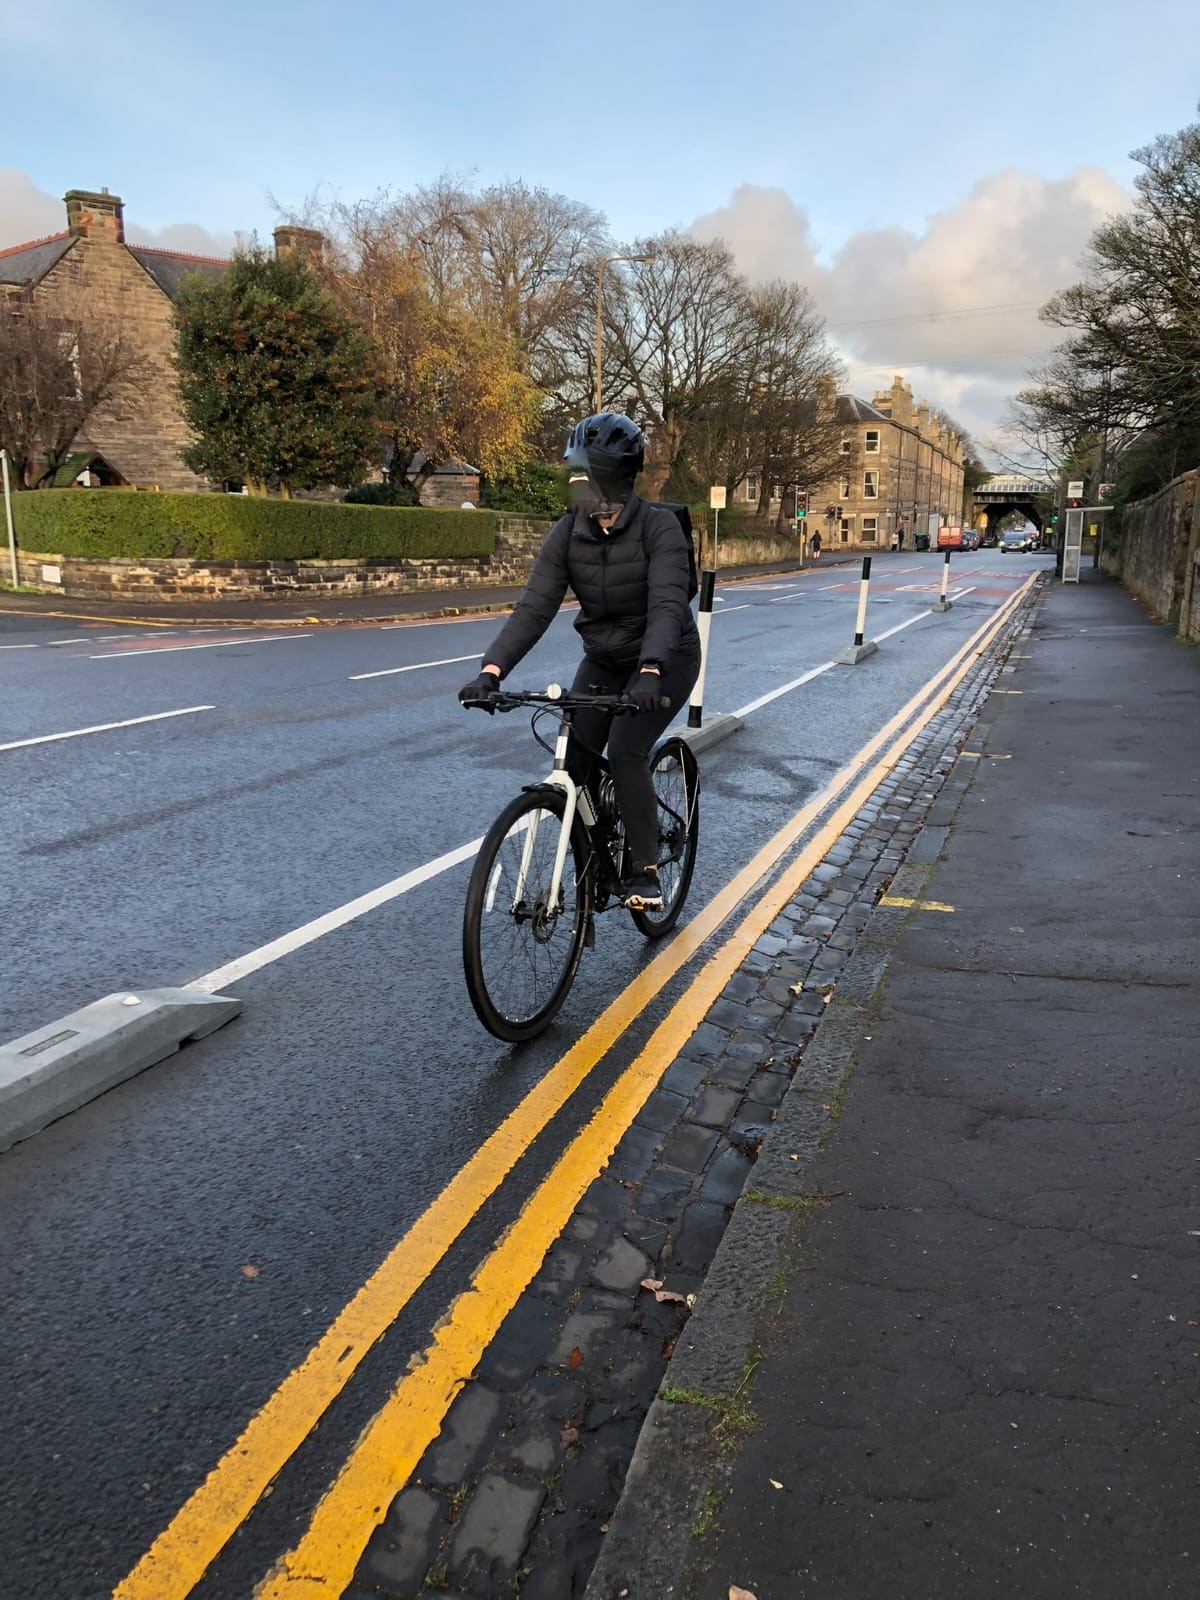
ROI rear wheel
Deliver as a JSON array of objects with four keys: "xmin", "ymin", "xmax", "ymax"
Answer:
[
  {"xmin": 463, "ymin": 788, "xmax": 592, "ymax": 1041},
  {"xmin": 630, "ymin": 738, "xmax": 700, "ymax": 939}
]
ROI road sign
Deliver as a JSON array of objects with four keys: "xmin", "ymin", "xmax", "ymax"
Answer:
[
  {"xmin": 1099, "ymin": 483, "xmax": 1113, "ymax": 501},
  {"xmin": 1067, "ymin": 479, "xmax": 1085, "ymax": 499},
  {"xmin": 709, "ymin": 485, "xmax": 726, "ymax": 510}
]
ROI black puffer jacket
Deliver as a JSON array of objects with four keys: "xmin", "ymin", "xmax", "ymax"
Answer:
[{"xmin": 483, "ymin": 496, "xmax": 699, "ymax": 677}]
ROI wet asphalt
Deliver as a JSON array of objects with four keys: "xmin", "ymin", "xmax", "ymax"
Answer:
[{"xmin": 0, "ymin": 552, "xmax": 1048, "ymax": 1597}]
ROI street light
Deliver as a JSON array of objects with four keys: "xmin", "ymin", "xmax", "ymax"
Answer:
[{"xmin": 594, "ymin": 248, "xmax": 657, "ymax": 415}]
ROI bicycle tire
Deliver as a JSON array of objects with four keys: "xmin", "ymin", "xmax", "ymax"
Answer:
[
  {"xmin": 463, "ymin": 787, "xmax": 592, "ymax": 1041},
  {"xmin": 630, "ymin": 737, "xmax": 700, "ymax": 939}
]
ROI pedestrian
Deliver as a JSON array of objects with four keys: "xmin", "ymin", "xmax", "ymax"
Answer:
[
  {"xmin": 810, "ymin": 528, "xmax": 822, "ymax": 561},
  {"xmin": 459, "ymin": 412, "xmax": 700, "ymax": 912},
  {"xmin": 893, "ymin": 524, "xmax": 904, "ymax": 551}
]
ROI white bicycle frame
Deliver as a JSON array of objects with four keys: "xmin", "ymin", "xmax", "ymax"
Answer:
[{"xmin": 510, "ymin": 714, "xmax": 594, "ymax": 912}]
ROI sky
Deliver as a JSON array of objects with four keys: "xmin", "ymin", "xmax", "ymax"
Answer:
[{"xmin": 3, "ymin": 0, "xmax": 1199, "ymax": 457}]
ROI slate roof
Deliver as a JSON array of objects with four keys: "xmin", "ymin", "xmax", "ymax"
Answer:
[
  {"xmin": 407, "ymin": 451, "xmax": 480, "ymax": 476},
  {"xmin": 0, "ymin": 233, "xmax": 230, "ymax": 298},
  {"xmin": 0, "ymin": 232, "xmax": 74, "ymax": 286},
  {"xmin": 128, "ymin": 246, "xmax": 229, "ymax": 298},
  {"xmin": 835, "ymin": 394, "xmax": 892, "ymax": 425}
]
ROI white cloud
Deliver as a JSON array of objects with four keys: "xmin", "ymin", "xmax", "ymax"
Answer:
[
  {"xmin": 0, "ymin": 169, "xmax": 63, "ymax": 245},
  {"xmin": 0, "ymin": 169, "xmax": 237, "ymax": 257},
  {"xmin": 689, "ymin": 168, "xmax": 1131, "ymax": 452}
]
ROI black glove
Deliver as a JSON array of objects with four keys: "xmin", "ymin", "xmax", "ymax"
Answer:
[
  {"xmin": 628, "ymin": 669, "xmax": 663, "ymax": 712},
  {"xmin": 459, "ymin": 670, "xmax": 500, "ymax": 712}
]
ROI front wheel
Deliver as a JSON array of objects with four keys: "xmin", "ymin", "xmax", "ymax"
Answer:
[
  {"xmin": 630, "ymin": 738, "xmax": 700, "ymax": 939},
  {"xmin": 463, "ymin": 787, "xmax": 592, "ymax": 1042}
]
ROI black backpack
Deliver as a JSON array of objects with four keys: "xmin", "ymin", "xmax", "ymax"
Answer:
[{"xmin": 648, "ymin": 501, "xmax": 700, "ymax": 600}]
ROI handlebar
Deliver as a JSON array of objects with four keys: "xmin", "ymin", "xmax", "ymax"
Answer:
[{"xmin": 466, "ymin": 686, "xmax": 671, "ymax": 714}]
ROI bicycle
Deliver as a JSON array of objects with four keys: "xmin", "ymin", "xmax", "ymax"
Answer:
[{"xmin": 461, "ymin": 684, "xmax": 700, "ymax": 1042}]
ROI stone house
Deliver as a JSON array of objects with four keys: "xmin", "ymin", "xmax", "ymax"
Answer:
[
  {"xmin": 736, "ymin": 378, "xmax": 966, "ymax": 550},
  {"xmin": 0, "ymin": 189, "xmax": 228, "ymax": 490},
  {"xmin": 0, "ymin": 189, "xmax": 484, "ymax": 504}
]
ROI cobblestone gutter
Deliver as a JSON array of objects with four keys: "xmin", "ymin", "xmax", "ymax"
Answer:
[{"xmin": 346, "ymin": 583, "xmax": 1044, "ymax": 1600}]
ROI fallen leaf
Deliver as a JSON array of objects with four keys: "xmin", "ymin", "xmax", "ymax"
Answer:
[
  {"xmin": 640, "ymin": 1278, "xmax": 664, "ymax": 1293},
  {"xmin": 769, "ymin": 1477, "xmax": 783, "ymax": 1489},
  {"xmin": 729, "ymin": 1588, "xmax": 758, "ymax": 1600},
  {"xmin": 567, "ymin": 1346, "xmax": 582, "ymax": 1369},
  {"xmin": 240, "ymin": 1265, "xmax": 259, "ymax": 1279},
  {"xmin": 654, "ymin": 1288, "xmax": 690, "ymax": 1306},
  {"xmin": 560, "ymin": 1423, "xmax": 580, "ymax": 1448}
]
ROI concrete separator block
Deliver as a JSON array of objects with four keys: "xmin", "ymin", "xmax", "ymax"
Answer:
[
  {"xmin": 931, "ymin": 598, "xmax": 954, "ymax": 612},
  {"xmin": 676, "ymin": 712, "xmax": 744, "ymax": 756},
  {"xmin": 835, "ymin": 640, "xmax": 879, "ymax": 665},
  {"xmin": 0, "ymin": 988, "xmax": 242, "ymax": 1152}
]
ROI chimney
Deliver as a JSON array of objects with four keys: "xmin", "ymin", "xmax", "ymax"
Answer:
[
  {"xmin": 65, "ymin": 188, "xmax": 125, "ymax": 242},
  {"xmin": 274, "ymin": 225, "xmax": 325, "ymax": 264}
]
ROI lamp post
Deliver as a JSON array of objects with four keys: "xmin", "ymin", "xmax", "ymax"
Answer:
[
  {"xmin": 1, "ymin": 448, "xmax": 17, "ymax": 588},
  {"xmin": 594, "ymin": 249, "xmax": 656, "ymax": 414}
]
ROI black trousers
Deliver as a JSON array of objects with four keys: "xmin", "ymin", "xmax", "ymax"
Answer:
[{"xmin": 565, "ymin": 650, "xmax": 701, "ymax": 872}]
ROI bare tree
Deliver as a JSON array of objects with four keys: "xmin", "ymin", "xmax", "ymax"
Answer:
[
  {"xmin": 603, "ymin": 232, "xmax": 754, "ymax": 498},
  {"xmin": 724, "ymin": 282, "xmax": 844, "ymax": 524},
  {"xmin": 1009, "ymin": 109, "xmax": 1200, "ymax": 491},
  {"xmin": 0, "ymin": 287, "xmax": 152, "ymax": 487}
]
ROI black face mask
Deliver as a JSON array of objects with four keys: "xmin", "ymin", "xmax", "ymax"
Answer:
[{"xmin": 568, "ymin": 471, "xmax": 628, "ymax": 520}]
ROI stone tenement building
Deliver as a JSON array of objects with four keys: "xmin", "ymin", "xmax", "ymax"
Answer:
[
  {"xmin": 0, "ymin": 188, "xmax": 234, "ymax": 491},
  {"xmin": 738, "ymin": 377, "xmax": 966, "ymax": 549}
]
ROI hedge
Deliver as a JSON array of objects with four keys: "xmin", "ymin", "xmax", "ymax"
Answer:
[{"xmin": 11, "ymin": 491, "xmax": 497, "ymax": 563}]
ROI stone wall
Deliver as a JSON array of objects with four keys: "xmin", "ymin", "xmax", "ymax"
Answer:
[
  {"xmin": 12, "ymin": 513, "xmax": 554, "ymax": 603},
  {"xmin": 1107, "ymin": 471, "xmax": 1200, "ymax": 638}
]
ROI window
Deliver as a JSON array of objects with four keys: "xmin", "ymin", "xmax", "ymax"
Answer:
[
  {"xmin": 840, "ymin": 476, "xmax": 851, "ymax": 498},
  {"xmin": 864, "ymin": 429, "xmax": 880, "ymax": 453},
  {"xmin": 861, "ymin": 517, "xmax": 878, "ymax": 541},
  {"xmin": 839, "ymin": 436, "xmax": 851, "ymax": 454},
  {"xmin": 864, "ymin": 471, "xmax": 879, "ymax": 499},
  {"xmin": 840, "ymin": 518, "xmax": 852, "ymax": 542},
  {"xmin": 745, "ymin": 476, "xmax": 758, "ymax": 503}
]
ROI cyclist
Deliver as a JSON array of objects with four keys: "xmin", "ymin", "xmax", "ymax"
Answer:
[{"xmin": 459, "ymin": 412, "xmax": 700, "ymax": 911}]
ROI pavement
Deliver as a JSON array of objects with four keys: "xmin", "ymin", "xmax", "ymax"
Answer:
[
  {"xmin": 586, "ymin": 570, "xmax": 1199, "ymax": 1600},
  {"xmin": 0, "ymin": 553, "xmax": 852, "ymax": 628}
]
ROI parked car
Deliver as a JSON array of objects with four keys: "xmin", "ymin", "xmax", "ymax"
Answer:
[
  {"xmin": 999, "ymin": 527, "xmax": 1036, "ymax": 553},
  {"xmin": 961, "ymin": 528, "xmax": 980, "ymax": 551},
  {"xmin": 936, "ymin": 524, "xmax": 965, "ymax": 550}
]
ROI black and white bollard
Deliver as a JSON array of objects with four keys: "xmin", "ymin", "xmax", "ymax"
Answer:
[
  {"xmin": 687, "ymin": 568, "xmax": 716, "ymax": 730},
  {"xmin": 679, "ymin": 566, "xmax": 743, "ymax": 755},
  {"xmin": 931, "ymin": 549, "xmax": 953, "ymax": 612},
  {"xmin": 836, "ymin": 555, "xmax": 879, "ymax": 665}
]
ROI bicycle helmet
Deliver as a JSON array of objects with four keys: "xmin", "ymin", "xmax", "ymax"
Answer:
[{"xmin": 563, "ymin": 412, "xmax": 645, "ymax": 510}]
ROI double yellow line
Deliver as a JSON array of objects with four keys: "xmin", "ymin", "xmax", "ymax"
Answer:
[{"xmin": 116, "ymin": 574, "xmax": 1036, "ymax": 1599}]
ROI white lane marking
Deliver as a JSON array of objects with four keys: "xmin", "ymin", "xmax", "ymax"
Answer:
[
  {"xmin": 191, "ymin": 835, "xmax": 486, "ymax": 994},
  {"xmin": 350, "ymin": 652, "xmax": 479, "ymax": 682},
  {"xmin": 714, "ymin": 603, "xmax": 752, "ymax": 615},
  {"xmin": 769, "ymin": 592, "xmax": 807, "ymax": 603},
  {"xmin": 0, "ymin": 705, "xmax": 215, "ymax": 753},
  {"xmin": 90, "ymin": 633, "xmax": 311, "ymax": 660},
  {"xmin": 0, "ymin": 643, "xmax": 39, "ymax": 650},
  {"xmin": 47, "ymin": 637, "xmax": 94, "ymax": 646},
  {"xmin": 819, "ymin": 583, "xmax": 847, "ymax": 590},
  {"xmin": 733, "ymin": 661, "xmax": 837, "ymax": 718}
]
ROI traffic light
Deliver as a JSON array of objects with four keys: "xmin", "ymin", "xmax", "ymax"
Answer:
[
  {"xmin": 1050, "ymin": 511, "xmax": 1060, "ymax": 524},
  {"xmin": 795, "ymin": 491, "xmax": 808, "ymax": 519}
]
